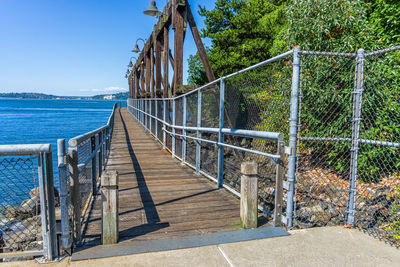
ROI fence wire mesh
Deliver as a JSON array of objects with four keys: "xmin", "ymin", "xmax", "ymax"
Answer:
[
  {"xmin": 77, "ymin": 140, "xmax": 93, "ymax": 213},
  {"xmin": 223, "ymin": 56, "xmax": 292, "ymax": 215},
  {"xmin": 354, "ymin": 49, "xmax": 400, "ymax": 245},
  {"xmin": 127, "ymin": 45, "xmax": 400, "ymax": 246},
  {"xmin": 295, "ymin": 47, "xmax": 400, "ymax": 247},
  {"xmin": 186, "ymin": 92, "xmax": 198, "ymax": 167},
  {"xmin": 295, "ymin": 54, "xmax": 356, "ymax": 228},
  {"xmin": 0, "ymin": 156, "xmax": 42, "ymax": 253}
]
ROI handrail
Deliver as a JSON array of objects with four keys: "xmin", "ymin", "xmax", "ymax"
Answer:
[
  {"xmin": 0, "ymin": 144, "xmax": 51, "ymax": 156},
  {"xmin": 128, "ymin": 103, "xmax": 283, "ymax": 141},
  {"xmin": 68, "ymin": 103, "xmax": 118, "ymax": 147}
]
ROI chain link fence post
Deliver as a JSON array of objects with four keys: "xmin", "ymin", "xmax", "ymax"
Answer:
[
  {"xmin": 196, "ymin": 90, "xmax": 202, "ymax": 174},
  {"xmin": 163, "ymin": 100, "xmax": 167, "ymax": 149},
  {"xmin": 286, "ymin": 47, "xmax": 301, "ymax": 227},
  {"xmin": 218, "ymin": 78, "xmax": 225, "ymax": 188},
  {"xmin": 172, "ymin": 99, "xmax": 176, "ymax": 157},
  {"xmin": 182, "ymin": 96, "xmax": 187, "ymax": 163},
  {"xmin": 58, "ymin": 139, "xmax": 72, "ymax": 251},
  {"xmin": 346, "ymin": 48, "xmax": 365, "ymax": 225}
]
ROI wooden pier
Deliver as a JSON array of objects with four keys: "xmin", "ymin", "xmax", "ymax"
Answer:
[{"xmin": 80, "ymin": 108, "xmax": 241, "ymax": 249}]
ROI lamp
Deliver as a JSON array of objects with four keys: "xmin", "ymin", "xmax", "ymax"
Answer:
[
  {"xmin": 128, "ymin": 56, "xmax": 137, "ymax": 68},
  {"xmin": 132, "ymin": 38, "xmax": 146, "ymax": 53},
  {"xmin": 144, "ymin": 0, "xmax": 162, "ymax": 16}
]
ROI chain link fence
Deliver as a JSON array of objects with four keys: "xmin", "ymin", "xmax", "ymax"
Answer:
[
  {"xmin": 0, "ymin": 156, "xmax": 42, "ymax": 255},
  {"xmin": 295, "ymin": 47, "xmax": 400, "ymax": 247},
  {"xmin": 128, "ymin": 45, "xmax": 400, "ymax": 246}
]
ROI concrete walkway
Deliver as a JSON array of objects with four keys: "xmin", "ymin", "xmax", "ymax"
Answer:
[{"xmin": 2, "ymin": 227, "xmax": 400, "ymax": 267}]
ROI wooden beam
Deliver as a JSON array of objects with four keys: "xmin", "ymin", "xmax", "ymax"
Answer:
[
  {"xmin": 145, "ymin": 52, "xmax": 151, "ymax": 96},
  {"xmin": 150, "ymin": 46, "xmax": 154, "ymax": 98},
  {"xmin": 140, "ymin": 62, "xmax": 145, "ymax": 97},
  {"xmin": 163, "ymin": 26, "xmax": 169, "ymax": 98},
  {"xmin": 135, "ymin": 70, "xmax": 140, "ymax": 98},
  {"xmin": 156, "ymin": 37, "xmax": 162, "ymax": 95},
  {"xmin": 173, "ymin": 8, "xmax": 184, "ymax": 96},
  {"xmin": 187, "ymin": 4, "xmax": 215, "ymax": 82}
]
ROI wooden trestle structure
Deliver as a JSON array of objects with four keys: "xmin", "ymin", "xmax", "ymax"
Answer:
[{"xmin": 127, "ymin": 0, "xmax": 215, "ymax": 99}]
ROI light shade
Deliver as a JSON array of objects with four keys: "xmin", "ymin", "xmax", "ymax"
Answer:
[
  {"xmin": 144, "ymin": 0, "xmax": 161, "ymax": 16},
  {"xmin": 132, "ymin": 44, "xmax": 140, "ymax": 53}
]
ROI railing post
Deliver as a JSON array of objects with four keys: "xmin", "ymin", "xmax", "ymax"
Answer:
[
  {"xmin": 91, "ymin": 135, "xmax": 97, "ymax": 194},
  {"xmin": 68, "ymin": 147, "xmax": 82, "ymax": 245},
  {"xmin": 274, "ymin": 138, "xmax": 285, "ymax": 227},
  {"xmin": 149, "ymin": 99, "xmax": 152, "ymax": 133},
  {"xmin": 346, "ymin": 48, "xmax": 365, "ymax": 226},
  {"xmin": 101, "ymin": 170, "xmax": 119, "ymax": 245},
  {"xmin": 44, "ymin": 151, "xmax": 58, "ymax": 260},
  {"xmin": 57, "ymin": 139, "xmax": 72, "ymax": 251},
  {"xmin": 286, "ymin": 47, "xmax": 301, "ymax": 227},
  {"xmin": 145, "ymin": 99, "xmax": 147, "ymax": 128},
  {"xmin": 37, "ymin": 153, "xmax": 49, "ymax": 259},
  {"xmin": 98, "ymin": 131, "xmax": 103, "ymax": 178},
  {"xmin": 182, "ymin": 96, "xmax": 187, "ymax": 163},
  {"xmin": 163, "ymin": 100, "xmax": 167, "ymax": 149},
  {"xmin": 172, "ymin": 99, "xmax": 176, "ymax": 157},
  {"xmin": 155, "ymin": 100, "xmax": 158, "ymax": 139},
  {"xmin": 240, "ymin": 162, "xmax": 258, "ymax": 229},
  {"xmin": 217, "ymin": 78, "xmax": 225, "ymax": 188},
  {"xmin": 196, "ymin": 91, "xmax": 202, "ymax": 174}
]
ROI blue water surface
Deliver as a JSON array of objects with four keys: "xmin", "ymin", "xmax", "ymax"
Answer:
[{"xmin": 0, "ymin": 98, "xmax": 126, "ymax": 191}]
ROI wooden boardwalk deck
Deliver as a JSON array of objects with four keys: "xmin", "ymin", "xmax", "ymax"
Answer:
[{"xmin": 80, "ymin": 108, "xmax": 241, "ymax": 247}]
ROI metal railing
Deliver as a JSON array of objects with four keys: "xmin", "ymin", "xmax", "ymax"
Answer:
[
  {"xmin": 0, "ymin": 144, "xmax": 58, "ymax": 261},
  {"xmin": 60, "ymin": 103, "xmax": 118, "ymax": 245},
  {"xmin": 128, "ymin": 45, "xmax": 400, "ymax": 247},
  {"xmin": 127, "ymin": 51, "xmax": 294, "ymax": 226}
]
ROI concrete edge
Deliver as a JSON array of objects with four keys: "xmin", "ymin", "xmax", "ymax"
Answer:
[{"xmin": 71, "ymin": 227, "xmax": 289, "ymax": 261}]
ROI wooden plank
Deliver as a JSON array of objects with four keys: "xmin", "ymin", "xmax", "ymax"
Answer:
[{"xmin": 81, "ymin": 108, "xmax": 242, "ymax": 248}]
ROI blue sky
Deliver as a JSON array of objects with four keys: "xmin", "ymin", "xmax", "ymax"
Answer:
[{"xmin": 0, "ymin": 0, "xmax": 215, "ymax": 96}]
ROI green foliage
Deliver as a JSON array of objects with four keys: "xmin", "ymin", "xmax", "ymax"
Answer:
[
  {"xmin": 197, "ymin": 0, "xmax": 287, "ymax": 77},
  {"xmin": 187, "ymin": 53, "xmax": 208, "ymax": 86}
]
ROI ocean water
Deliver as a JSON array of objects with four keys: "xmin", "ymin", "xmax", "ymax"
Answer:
[{"xmin": 0, "ymin": 99, "xmax": 126, "ymax": 199}]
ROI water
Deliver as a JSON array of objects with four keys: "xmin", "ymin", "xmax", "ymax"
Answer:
[{"xmin": 0, "ymin": 99, "xmax": 126, "ymax": 201}]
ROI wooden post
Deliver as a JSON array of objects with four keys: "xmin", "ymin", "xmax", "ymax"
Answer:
[
  {"xmin": 140, "ymin": 63, "xmax": 145, "ymax": 97},
  {"xmin": 240, "ymin": 162, "xmax": 258, "ymax": 229},
  {"xmin": 135, "ymin": 70, "xmax": 140, "ymax": 98},
  {"xmin": 163, "ymin": 26, "xmax": 169, "ymax": 98},
  {"xmin": 68, "ymin": 148, "xmax": 82, "ymax": 244},
  {"xmin": 146, "ymin": 51, "xmax": 151, "ymax": 96},
  {"xmin": 150, "ymin": 45, "xmax": 155, "ymax": 98},
  {"xmin": 274, "ymin": 140, "xmax": 285, "ymax": 226},
  {"xmin": 186, "ymin": 3, "xmax": 215, "ymax": 82},
  {"xmin": 156, "ymin": 37, "xmax": 162, "ymax": 95},
  {"xmin": 173, "ymin": 8, "xmax": 184, "ymax": 96},
  {"xmin": 101, "ymin": 170, "xmax": 119, "ymax": 245}
]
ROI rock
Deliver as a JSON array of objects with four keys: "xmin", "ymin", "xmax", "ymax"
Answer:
[
  {"xmin": 18, "ymin": 196, "xmax": 40, "ymax": 214},
  {"xmin": 311, "ymin": 205, "xmax": 331, "ymax": 223},
  {"xmin": 29, "ymin": 187, "xmax": 40, "ymax": 198},
  {"xmin": 28, "ymin": 186, "xmax": 60, "ymax": 207}
]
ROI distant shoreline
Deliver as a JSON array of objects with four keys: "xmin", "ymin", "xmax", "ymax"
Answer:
[{"xmin": 0, "ymin": 92, "xmax": 128, "ymax": 100}]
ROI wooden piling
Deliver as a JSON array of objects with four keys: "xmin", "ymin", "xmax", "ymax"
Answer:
[
  {"xmin": 240, "ymin": 162, "xmax": 258, "ymax": 229},
  {"xmin": 101, "ymin": 170, "xmax": 119, "ymax": 245}
]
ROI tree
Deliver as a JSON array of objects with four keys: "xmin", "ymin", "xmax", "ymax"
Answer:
[{"xmin": 192, "ymin": 0, "xmax": 287, "ymax": 79}]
